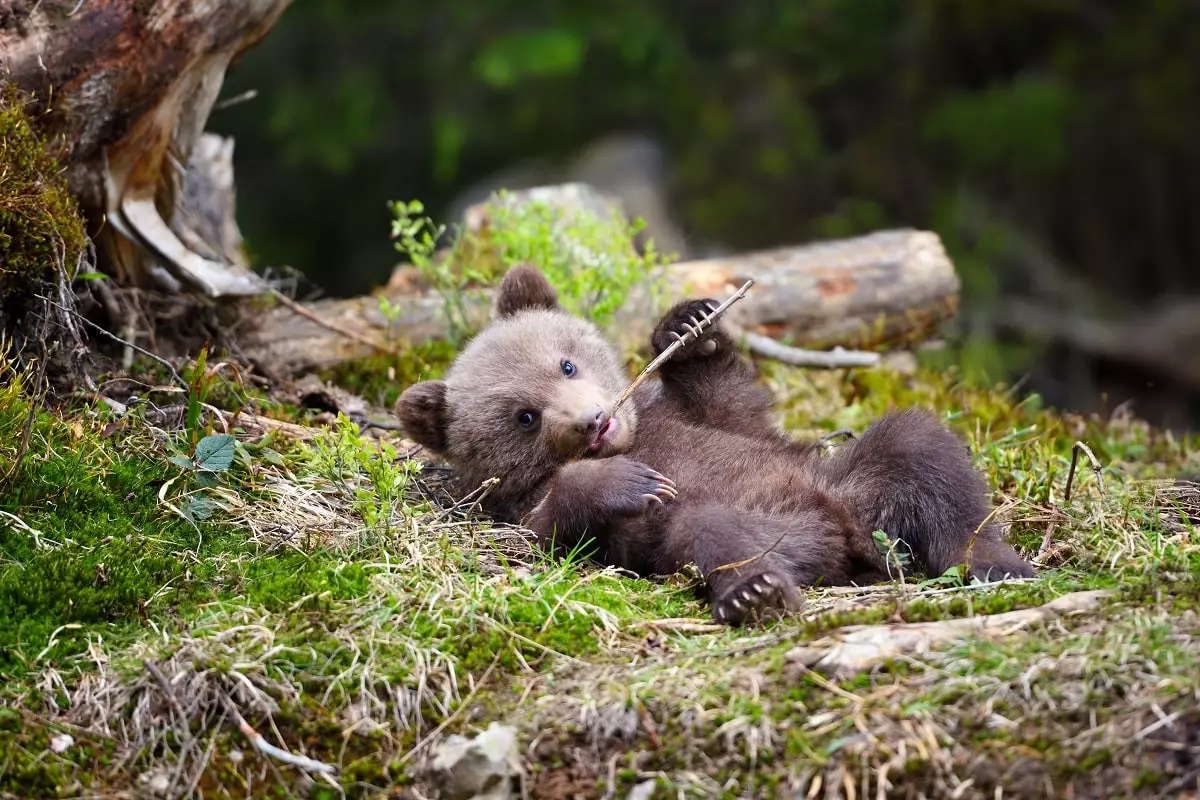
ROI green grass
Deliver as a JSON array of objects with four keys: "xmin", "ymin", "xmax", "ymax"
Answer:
[{"xmin": 0, "ymin": 349, "xmax": 1197, "ymax": 798}]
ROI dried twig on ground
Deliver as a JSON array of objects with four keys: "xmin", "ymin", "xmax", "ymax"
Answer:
[
  {"xmin": 731, "ymin": 326, "xmax": 881, "ymax": 368},
  {"xmin": 785, "ymin": 589, "xmax": 1112, "ymax": 678},
  {"xmin": 48, "ymin": 298, "xmax": 188, "ymax": 388},
  {"xmin": 267, "ymin": 287, "xmax": 397, "ymax": 356},
  {"xmin": 221, "ymin": 693, "xmax": 338, "ymax": 779}
]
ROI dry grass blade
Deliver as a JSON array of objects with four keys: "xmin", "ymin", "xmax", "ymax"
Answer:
[
  {"xmin": 1039, "ymin": 440, "xmax": 1106, "ymax": 561},
  {"xmin": 1064, "ymin": 440, "xmax": 1104, "ymax": 502}
]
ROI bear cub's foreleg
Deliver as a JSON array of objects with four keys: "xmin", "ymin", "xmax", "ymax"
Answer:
[
  {"xmin": 650, "ymin": 299, "xmax": 780, "ymax": 438},
  {"xmin": 524, "ymin": 456, "xmax": 675, "ymax": 562}
]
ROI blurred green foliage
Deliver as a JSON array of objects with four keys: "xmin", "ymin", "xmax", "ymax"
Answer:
[{"xmin": 212, "ymin": 0, "xmax": 1199, "ymax": 358}]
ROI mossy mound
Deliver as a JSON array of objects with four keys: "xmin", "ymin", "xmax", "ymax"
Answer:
[{"xmin": 0, "ymin": 81, "xmax": 89, "ymax": 317}]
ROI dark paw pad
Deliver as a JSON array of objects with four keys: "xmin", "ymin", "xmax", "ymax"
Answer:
[
  {"xmin": 713, "ymin": 570, "xmax": 802, "ymax": 626},
  {"xmin": 651, "ymin": 299, "xmax": 725, "ymax": 360}
]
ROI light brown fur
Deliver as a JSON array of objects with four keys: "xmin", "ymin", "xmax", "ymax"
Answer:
[{"xmin": 397, "ymin": 264, "xmax": 1035, "ymax": 625}]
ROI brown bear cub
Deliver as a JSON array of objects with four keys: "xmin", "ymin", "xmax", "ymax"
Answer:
[{"xmin": 396, "ymin": 265, "xmax": 1035, "ymax": 624}]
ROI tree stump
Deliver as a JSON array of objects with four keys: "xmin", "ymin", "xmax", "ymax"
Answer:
[{"xmin": 0, "ymin": 0, "xmax": 292, "ymax": 298}]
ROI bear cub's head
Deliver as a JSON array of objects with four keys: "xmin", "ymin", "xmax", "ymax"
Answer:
[{"xmin": 395, "ymin": 264, "xmax": 638, "ymax": 500}]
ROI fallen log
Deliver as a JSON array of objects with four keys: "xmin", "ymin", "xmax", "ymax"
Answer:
[
  {"xmin": 0, "ymin": 0, "xmax": 291, "ymax": 297},
  {"xmin": 241, "ymin": 226, "xmax": 961, "ymax": 375}
]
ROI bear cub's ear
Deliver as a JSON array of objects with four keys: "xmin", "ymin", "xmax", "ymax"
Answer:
[
  {"xmin": 395, "ymin": 380, "xmax": 449, "ymax": 452},
  {"xmin": 493, "ymin": 263, "xmax": 560, "ymax": 319}
]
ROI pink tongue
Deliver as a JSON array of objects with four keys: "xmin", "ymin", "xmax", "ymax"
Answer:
[{"xmin": 590, "ymin": 418, "xmax": 614, "ymax": 450}]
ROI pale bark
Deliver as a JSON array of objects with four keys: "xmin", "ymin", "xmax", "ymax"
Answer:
[{"xmin": 241, "ymin": 228, "xmax": 961, "ymax": 375}]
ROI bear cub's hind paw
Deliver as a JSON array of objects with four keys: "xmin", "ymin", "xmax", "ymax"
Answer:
[
  {"xmin": 652, "ymin": 299, "xmax": 724, "ymax": 361},
  {"xmin": 713, "ymin": 569, "xmax": 803, "ymax": 626}
]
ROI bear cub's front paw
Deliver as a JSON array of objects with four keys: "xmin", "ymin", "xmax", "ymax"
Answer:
[
  {"xmin": 713, "ymin": 569, "xmax": 803, "ymax": 626},
  {"xmin": 651, "ymin": 299, "xmax": 726, "ymax": 361},
  {"xmin": 590, "ymin": 456, "xmax": 678, "ymax": 518}
]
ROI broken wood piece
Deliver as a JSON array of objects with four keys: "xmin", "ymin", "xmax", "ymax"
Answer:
[
  {"xmin": 732, "ymin": 329, "xmax": 882, "ymax": 369},
  {"xmin": 784, "ymin": 589, "xmax": 1112, "ymax": 678}
]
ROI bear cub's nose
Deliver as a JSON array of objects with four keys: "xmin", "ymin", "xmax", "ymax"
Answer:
[{"xmin": 575, "ymin": 406, "xmax": 607, "ymax": 436}]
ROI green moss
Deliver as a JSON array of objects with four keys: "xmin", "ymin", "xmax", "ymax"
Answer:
[
  {"xmin": 0, "ymin": 83, "xmax": 89, "ymax": 310},
  {"xmin": 319, "ymin": 338, "xmax": 459, "ymax": 408},
  {"xmin": 0, "ymin": 369, "xmax": 415, "ymax": 681},
  {"xmin": 0, "ymin": 388, "xmax": 238, "ymax": 677}
]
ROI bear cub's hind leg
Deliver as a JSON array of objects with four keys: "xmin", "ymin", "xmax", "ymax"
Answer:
[
  {"xmin": 818, "ymin": 409, "xmax": 1035, "ymax": 582},
  {"xmin": 712, "ymin": 567, "xmax": 800, "ymax": 625},
  {"xmin": 657, "ymin": 503, "xmax": 863, "ymax": 625}
]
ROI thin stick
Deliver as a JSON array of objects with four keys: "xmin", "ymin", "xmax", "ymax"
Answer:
[
  {"xmin": 142, "ymin": 659, "xmax": 193, "ymax": 743},
  {"xmin": 735, "ymin": 328, "xmax": 881, "ymax": 368},
  {"xmin": 1036, "ymin": 507, "xmax": 1068, "ymax": 564},
  {"xmin": 1039, "ymin": 440, "xmax": 1104, "ymax": 562},
  {"xmin": 220, "ymin": 693, "xmax": 337, "ymax": 777},
  {"xmin": 268, "ymin": 287, "xmax": 397, "ymax": 357},
  {"xmin": 213, "ymin": 89, "xmax": 259, "ymax": 111},
  {"xmin": 48, "ymin": 297, "xmax": 188, "ymax": 388},
  {"xmin": 1064, "ymin": 440, "xmax": 1104, "ymax": 503},
  {"xmin": 612, "ymin": 279, "xmax": 755, "ymax": 412}
]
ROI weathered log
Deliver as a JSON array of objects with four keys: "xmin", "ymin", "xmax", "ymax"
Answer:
[
  {"xmin": 0, "ymin": 0, "xmax": 290, "ymax": 297},
  {"xmin": 241, "ymin": 227, "xmax": 961, "ymax": 376}
]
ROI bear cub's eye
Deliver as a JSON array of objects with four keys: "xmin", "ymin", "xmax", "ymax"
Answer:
[
  {"xmin": 517, "ymin": 410, "xmax": 539, "ymax": 429},
  {"xmin": 561, "ymin": 359, "xmax": 576, "ymax": 377}
]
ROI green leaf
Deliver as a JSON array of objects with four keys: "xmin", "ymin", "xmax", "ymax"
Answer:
[
  {"xmin": 168, "ymin": 455, "xmax": 195, "ymax": 472},
  {"xmin": 193, "ymin": 471, "xmax": 220, "ymax": 489},
  {"xmin": 194, "ymin": 434, "xmax": 236, "ymax": 472},
  {"xmin": 474, "ymin": 28, "xmax": 586, "ymax": 89},
  {"xmin": 184, "ymin": 496, "xmax": 215, "ymax": 521}
]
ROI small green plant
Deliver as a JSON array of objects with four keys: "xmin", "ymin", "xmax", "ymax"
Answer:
[
  {"xmin": 377, "ymin": 294, "xmax": 405, "ymax": 345},
  {"xmin": 484, "ymin": 192, "xmax": 673, "ymax": 328},
  {"xmin": 304, "ymin": 412, "xmax": 421, "ymax": 538},
  {"xmin": 872, "ymin": 528, "xmax": 913, "ymax": 576},
  {"xmin": 387, "ymin": 193, "xmax": 675, "ymax": 344},
  {"xmin": 156, "ymin": 347, "xmax": 265, "ymax": 525},
  {"xmin": 388, "ymin": 199, "xmax": 484, "ymax": 341},
  {"xmin": 162, "ymin": 432, "xmax": 238, "ymax": 524}
]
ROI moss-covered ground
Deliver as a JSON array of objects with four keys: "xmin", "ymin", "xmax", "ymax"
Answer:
[{"xmin": 0, "ymin": 339, "xmax": 1197, "ymax": 799}]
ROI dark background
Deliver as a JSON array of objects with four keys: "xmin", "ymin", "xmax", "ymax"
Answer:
[{"xmin": 209, "ymin": 0, "xmax": 1200, "ymax": 430}]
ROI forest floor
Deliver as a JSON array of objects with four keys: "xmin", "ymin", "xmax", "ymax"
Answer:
[{"xmin": 1, "ymin": 350, "xmax": 1198, "ymax": 800}]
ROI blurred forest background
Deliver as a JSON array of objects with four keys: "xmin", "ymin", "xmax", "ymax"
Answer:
[{"xmin": 208, "ymin": 0, "xmax": 1200, "ymax": 431}]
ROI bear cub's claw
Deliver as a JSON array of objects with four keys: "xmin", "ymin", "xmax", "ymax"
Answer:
[
  {"xmin": 593, "ymin": 456, "xmax": 678, "ymax": 518},
  {"xmin": 652, "ymin": 299, "xmax": 724, "ymax": 361},
  {"xmin": 713, "ymin": 569, "xmax": 803, "ymax": 626}
]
